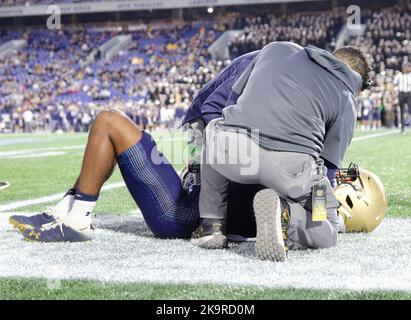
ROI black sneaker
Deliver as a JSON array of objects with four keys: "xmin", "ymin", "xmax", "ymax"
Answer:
[
  {"xmin": 253, "ymin": 189, "xmax": 290, "ymax": 262},
  {"xmin": 191, "ymin": 218, "xmax": 228, "ymax": 249}
]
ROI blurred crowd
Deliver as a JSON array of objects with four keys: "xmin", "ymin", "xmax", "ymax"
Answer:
[
  {"xmin": 344, "ymin": 6, "xmax": 411, "ymax": 130},
  {"xmin": 1, "ymin": 4, "xmax": 410, "ymax": 133},
  {"xmin": 228, "ymin": 5, "xmax": 411, "ymax": 131},
  {"xmin": 229, "ymin": 11, "xmax": 343, "ymax": 58},
  {"xmin": 0, "ymin": 23, "xmax": 226, "ymax": 132}
]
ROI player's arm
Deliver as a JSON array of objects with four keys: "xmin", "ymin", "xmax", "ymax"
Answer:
[
  {"xmin": 183, "ymin": 53, "xmax": 260, "ymax": 184},
  {"xmin": 200, "ymin": 52, "xmax": 261, "ymax": 124},
  {"xmin": 184, "ymin": 72, "xmax": 240, "ymax": 185},
  {"xmin": 322, "ymin": 159, "xmax": 338, "ymax": 188},
  {"xmin": 181, "ymin": 61, "xmax": 239, "ymax": 127},
  {"xmin": 181, "ymin": 51, "xmax": 260, "ymax": 127},
  {"xmin": 183, "ymin": 67, "xmax": 237, "ymax": 181},
  {"xmin": 201, "ymin": 73, "xmax": 239, "ymax": 124}
]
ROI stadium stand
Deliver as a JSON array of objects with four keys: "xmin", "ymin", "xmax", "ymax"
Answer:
[
  {"xmin": 344, "ymin": 6, "xmax": 410, "ymax": 130},
  {"xmin": 228, "ymin": 11, "xmax": 343, "ymax": 58},
  {"xmin": 0, "ymin": 23, "xmax": 224, "ymax": 132}
]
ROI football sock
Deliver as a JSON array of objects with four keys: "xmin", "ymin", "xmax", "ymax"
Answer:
[
  {"xmin": 64, "ymin": 190, "xmax": 99, "ymax": 229},
  {"xmin": 51, "ymin": 188, "xmax": 76, "ymax": 219},
  {"xmin": 65, "ymin": 188, "xmax": 77, "ymax": 197}
]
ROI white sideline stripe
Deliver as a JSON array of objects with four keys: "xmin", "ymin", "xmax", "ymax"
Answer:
[
  {"xmin": 0, "ymin": 181, "xmax": 125, "ymax": 213},
  {"xmin": 0, "ymin": 139, "xmax": 181, "ymax": 159},
  {"xmin": 1, "ymin": 151, "xmax": 67, "ymax": 159},
  {"xmin": 0, "ymin": 145, "xmax": 84, "ymax": 157},
  {"xmin": 352, "ymin": 130, "xmax": 399, "ymax": 142}
]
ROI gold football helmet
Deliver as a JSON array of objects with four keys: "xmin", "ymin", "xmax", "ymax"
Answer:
[{"xmin": 334, "ymin": 163, "xmax": 387, "ymax": 233}]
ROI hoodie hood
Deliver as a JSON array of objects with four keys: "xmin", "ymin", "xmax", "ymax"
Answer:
[{"xmin": 305, "ymin": 45, "xmax": 362, "ymax": 94}]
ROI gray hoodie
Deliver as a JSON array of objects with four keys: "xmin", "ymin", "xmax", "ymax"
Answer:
[{"xmin": 220, "ymin": 42, "xmax": 362, "ymax": 168}]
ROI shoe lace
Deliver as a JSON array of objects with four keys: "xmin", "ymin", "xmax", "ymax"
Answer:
[
  {"xmin": 39, "ymin": 219, "xmax": 65, "ymax": 237},
  {"xmin": 43, "ymin": 206, "xmax": 64, "ymax": 222},
  {"xmin": 43, "ymin": 206, "xmax": 55, "ymax": 218},
  {"xmin": 41, "ymin": 206, "xmax": 65, "ymax": 236}
]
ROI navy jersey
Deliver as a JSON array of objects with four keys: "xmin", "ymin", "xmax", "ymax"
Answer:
[{"xmin": 181, "ymin": 51, "xmax": 259, "ymax": 126}]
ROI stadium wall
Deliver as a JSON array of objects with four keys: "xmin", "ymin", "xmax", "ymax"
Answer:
[{"xmin": 0, "ymin": 0, "xmax": 325, "ymax": 18}]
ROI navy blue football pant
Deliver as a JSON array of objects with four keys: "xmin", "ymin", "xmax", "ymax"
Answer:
[{"xmin": 117, "ymin": 131, "xmax": 260, "ymax": 239}]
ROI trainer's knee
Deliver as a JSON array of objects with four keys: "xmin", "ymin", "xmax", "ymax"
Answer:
[
  {"xmin": 287, "ymin": 223, "xmax": 337, "ymax": 250},
  {"xmin": 313, "ymin": 230, "xmax": 337, "ymax": 249},
  {"xmin": 308, "ymin": 224, "xmax": 338, "ymax": 249}
]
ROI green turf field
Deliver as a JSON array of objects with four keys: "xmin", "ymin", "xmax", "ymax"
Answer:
[
  {"xmin": 1, "ymin": 278, "xmax": 410, "ymax": 300},
  {"xmin": 0, "ymin": 129, "xmax": 410, "ymax": 299}
]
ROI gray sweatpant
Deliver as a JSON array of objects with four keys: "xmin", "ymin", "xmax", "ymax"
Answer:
[{"xmin": 199, "ymin": 119, "xmax": 339, "ymax": 250}]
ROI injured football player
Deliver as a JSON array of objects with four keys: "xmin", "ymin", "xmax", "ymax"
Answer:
[
  {"xmin": 9, "ymin": 46, "xmax": 264, "ymax": 243},
  {"xmin": 4, "ymin": 107, "xmax": 328, "ymax": 242}
]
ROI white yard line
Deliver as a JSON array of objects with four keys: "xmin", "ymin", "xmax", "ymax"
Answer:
[
  {"xmin": 1, "ymin": 151, "xmax": 68, "ymax": 159},
  {"xmin": 0, "ymin": 145, "xmax": 85, "ymax": 160},
  {"xmin": 352, "ymin": 130, "xmax": 399, "ymax": 142},
  {"xmin": 0, "ymin": 138, "xmax": 180, "ymax": 160},
  {"xmin": 0, "ymin": 181, "xmax": 125, "ymax": 212},
  {"xmin": 0, "ymin": 145, "xmax": 84, "ymax": 157}
]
